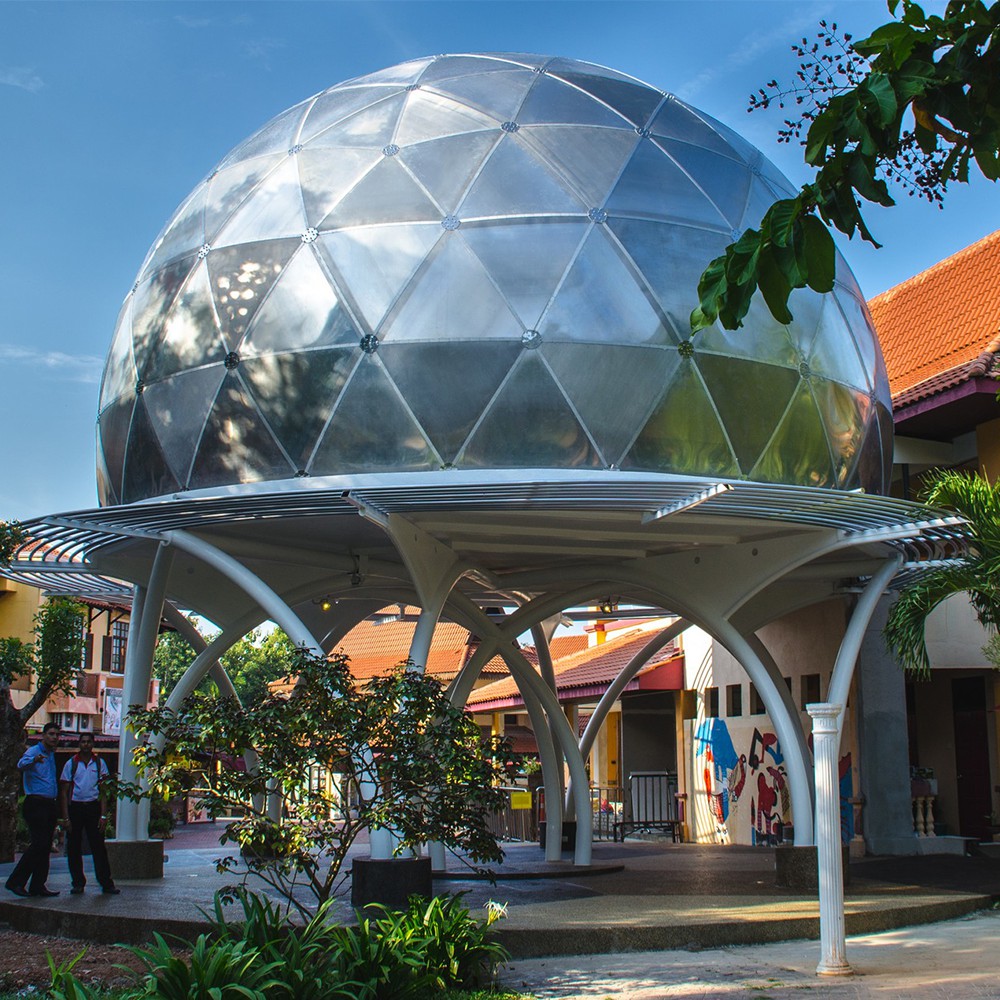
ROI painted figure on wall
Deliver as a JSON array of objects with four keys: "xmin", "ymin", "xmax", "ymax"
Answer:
[
  {"xmin": 747, "ymin": 728, "xmax": 791, "ymax": 845},
  {"xmin": 693, "ymin": 718, "xmax": 738, "ymax": 840},
  {"xmin": 839, "ymin": 752, "xmax": 855, "ymax": 843}
]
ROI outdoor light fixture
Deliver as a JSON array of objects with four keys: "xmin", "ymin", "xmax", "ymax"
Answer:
[
  {"xmin": 320, "ymin": 599, "xmax": 333, "ymax": 612},
  {"xmin": 597, "ymin": 598, "xmax": 618, "ymax": 616},
  {"xmin": 642, "ymin": 483, "xmax": 734, "ymax": 524}
]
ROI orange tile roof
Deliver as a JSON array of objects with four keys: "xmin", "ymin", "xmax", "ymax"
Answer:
[
  {"xmin": 466, "ymin": 627, "xmax": 679, "ymax": 710},
  {"xmin": 869, "ymin": 229, "xmax": 1000, "ymax": 399}
]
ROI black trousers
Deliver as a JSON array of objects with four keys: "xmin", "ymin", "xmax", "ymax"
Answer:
[
  {"xmin": 67, "ymin": 800, "xmax": 114, "ymax": 889},
  {"xmin": 6, "ymin": 795, "xmax": 57, "ymax": 892}
]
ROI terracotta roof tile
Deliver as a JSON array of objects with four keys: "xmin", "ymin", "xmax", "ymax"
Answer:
[
  {"xmin": 869, "ymin": 229, "xmax": 1000, "ymax": 399},
  {"xmin": 466, "ymin": 627, "xmax": 679, "ymax": 709}
]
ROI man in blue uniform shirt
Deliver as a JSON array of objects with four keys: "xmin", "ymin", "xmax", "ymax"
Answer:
[
  {"xmin": 5, "ymin": 722, "xmax": 65, "ymax": 897},
  {"xmin": 58, "ymin": 731, "xmax": 118, "ymax": 894}
]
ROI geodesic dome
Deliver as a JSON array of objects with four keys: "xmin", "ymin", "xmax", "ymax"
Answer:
[{"xmin": 97, "ymin": 53, "xmax": 892, "ymax": 506}]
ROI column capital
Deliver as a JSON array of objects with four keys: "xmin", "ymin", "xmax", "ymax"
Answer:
[{"xmin": 807, "ymin": 702, "xmax": 843, "ymax": 732}]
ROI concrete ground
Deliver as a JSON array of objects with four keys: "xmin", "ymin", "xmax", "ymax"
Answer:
[
  {"xmin": 2, "ymin": 823, "xmax": 999, "ymax": 971},
  {"xmin": 503, "ymin": 909, "xmax": 1000, "ymax": 998}
]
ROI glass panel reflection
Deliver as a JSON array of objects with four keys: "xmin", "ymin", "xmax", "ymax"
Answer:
[
  {"xmin": 751, "ymin": 381, "xmax": 835, "ymax": 487},
  {"xmin": 100, "ymin": 297, "xmax": 137, "ymax": 412},
  {"xmin": 310, "ymin": 356, "xmax": 437, "ymax": 472},
  {"xmin": 518, "ymin": 75, "xmax": 627, "ymax": 129},
  {"xmin": 120, "ymin": 398, "xmax": 181, "ymax": 504},
  {"xmin": 549, "ymin": 70, "xmax": 663, "ymax": 128},
  {"xmin": 380, "ymin": 341, "xmax": 522, "ymax": 462},
  {"xmin": 203, "ymin": 155, "xmax": 285, "ymax": 246},
  {"xmin": 323, "ymin": 157, "xmax": 442, "ymax": 229},
  {"xmin": 461, "ymin": 352, "xmax": 601, "ymax": 469},
  {"xmin": 98, "ymin": 395, "xmax": 137, "ymax": 501},
  {"xmin": 426, "ymin": 68, "xmax": 536, "ymax": 121},
  {"xmin": 623, "ymin": 358, "xmax": 739, "ymax": 476},
  {"xmin": 810, "ymin": 378, "xmax": 867, "ymax": 488},
  {"xmin": 399, "ymin": 131, "xmax": 500, "ymax": 214},
  {"xmin": 142, "ymin": 365, "xmax": 227, "ymax": 488},
  {"xmin": 544, "ymin": 343, "xmax": 682, "ymax": 467},
  {"xmin": 212, "ymin": 158, "xmax": 307, "ymax": 247},
  {"xmin": 395, "ymin": 88, "xmax": 496, "ymax": 145}
]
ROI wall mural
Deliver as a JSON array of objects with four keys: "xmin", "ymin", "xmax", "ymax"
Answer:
[{"xmin": 693, "ymin": 719, "xmax": 792, "ymax": 844}]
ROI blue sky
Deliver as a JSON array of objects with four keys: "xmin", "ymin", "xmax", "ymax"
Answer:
[{"xmin": 1, "ymin": 1, "xmax": 995, "ymax": 520}]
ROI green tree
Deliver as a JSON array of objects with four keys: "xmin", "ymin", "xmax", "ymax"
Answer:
[
  {"xmin": 126, "ymin": 651, "xmax": 513, "ymax": 917},
  {"xmin": 884, "ymin": 469, "xmax": 1000, "ymax": 676},
  {"xmin": 153, "ymin": 629, "xmax": 200, "ymax": 697},
  {"xmin": 0, "ymin": 597, "xmax": 86, "ymax": 860},
  {"xmin": 693, "ymin": 0, "xmax": 999, "ymax": 333}
]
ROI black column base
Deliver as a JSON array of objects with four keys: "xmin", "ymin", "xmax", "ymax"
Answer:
[{"xmin": 351, "ymin": 856, "xmax": 433, "ymax": 910}]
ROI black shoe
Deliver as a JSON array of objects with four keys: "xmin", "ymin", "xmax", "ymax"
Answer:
[
  {"xmin": 5, "ymin": 884, "xmax": 29, "ymax": 898},
  {"xmin": 70, "ymin": 886, "xmax": 85, "ymax": 895},
  {"xmin": 101, "ymin": 886, "xmax": 120, "ymax": 895},
  {"xmin": 29, "ymin": 887, "xmax": 59, "ymax": 897}
]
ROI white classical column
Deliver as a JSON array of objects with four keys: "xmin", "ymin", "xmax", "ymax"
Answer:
[{"xmin": 808, "ymin": 702, "xmax": 852, "ymax": 976}]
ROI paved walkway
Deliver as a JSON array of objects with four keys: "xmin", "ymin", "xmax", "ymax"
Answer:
[
  {"xmin": 2, "ymin": 824, "xmax": 999, "ymax": 969},
  {"xmin": 503, "ymin": 908, "xmax": 1000, "ymax": 998}
]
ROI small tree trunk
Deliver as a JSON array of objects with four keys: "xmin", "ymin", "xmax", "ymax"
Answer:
[{"xmin": 0, "ymin": 699, "xmax": 27, "ymax": 863}]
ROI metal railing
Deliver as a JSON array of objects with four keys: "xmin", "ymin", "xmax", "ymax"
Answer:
[{"xmin": 485, "ymin": 785, "xmax": 538, "ymax": 842}]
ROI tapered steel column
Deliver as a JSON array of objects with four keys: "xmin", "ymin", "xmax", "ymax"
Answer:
[{"xmin": 809, "ymin": 702, "xmax": 852, "ymax": 976}]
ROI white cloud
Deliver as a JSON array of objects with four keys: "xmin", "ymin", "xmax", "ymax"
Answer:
[
  {"xmin": 0, "ymin": 344, "xmax": 102, "ymax": 384},
  {"xmin": 0, "ymin": 66, "xmax": 44, "ymax": 93}
]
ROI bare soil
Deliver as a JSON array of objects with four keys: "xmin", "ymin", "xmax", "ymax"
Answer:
[{"xmin": 0, "ymin": 928, "xmax": 144, "ymax": 992}]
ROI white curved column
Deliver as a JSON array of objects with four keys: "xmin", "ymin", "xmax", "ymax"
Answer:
[
  {"xmin": 117, "ymin": 543, "xmax": 174, "ymax": 841},
  {"xmin": 809, "ymin": 703, "xmax": 851, "ymax": 976}
]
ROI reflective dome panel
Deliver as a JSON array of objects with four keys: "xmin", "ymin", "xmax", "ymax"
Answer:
[{"xmin": 98, "ymin": 53, "xmax": 892, "ymax": 505}]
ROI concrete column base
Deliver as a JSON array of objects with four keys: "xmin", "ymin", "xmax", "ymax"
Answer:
[
  {"xmin": 351, "ymin": 856, "xmax": 432, "ymax": 910},
  {"xmin": 105, "ymin": 839, "xmax": 164, "ymax": 879},
  {"xmin": 775, "ymin": 845, "xmax": 850, "ymax": 891}
]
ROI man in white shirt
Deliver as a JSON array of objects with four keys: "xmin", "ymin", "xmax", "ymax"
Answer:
[{"xmin": 58, "ymin": 733, "xmax": 119, "ymax": 894}]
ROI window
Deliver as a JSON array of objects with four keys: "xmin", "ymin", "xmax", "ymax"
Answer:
[
  {"xmin": 49, "ymin": 713, "xmax": 63, "ymax": 728},
  {"xmin": 110, "ymin": 621, "xmax": 128, "ymax": 674},
  {"xmin": 704, "ymin": 687, "xmax": 719, "ymax": 718},
  {"xmin": 749, "ymin": 683, "xmax": 766, "ymax": 715},
  {"xmin": 504, "ymin": 713, "xmax": 519, "ymax": 726},
  {"xmin": 79, "ymin": 623, "xmax": 89, "ymax": 670},
  {"xmin": 726, "ymin": 683, "xmax": 743, "ymax": 717},
  {"xmin": 801, "ymin": 673, "xmax": 822, "ymax": 709},
  {"xmin": 78, "ymin": 715, "xmax": 91, "ymax": 731}
]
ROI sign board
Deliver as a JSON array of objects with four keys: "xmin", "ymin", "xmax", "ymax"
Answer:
[
  {"xmin": 510, "ymin": 790, "xmax": 532, "ymax": 810},
  {"xmin": 103, "ymin": 689, "xmax": 123, "ymax": 736}
]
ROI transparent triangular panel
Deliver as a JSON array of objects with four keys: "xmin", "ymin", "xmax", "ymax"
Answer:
[
  {"xmin": 519, "ymin": 124, "xmax": 640, "ymax": 206},
  {"xmin": 299, "ymin": 86, "xmax": 400, "ymax": 144},
  {"xmin": 539, "ymin": 227, "xmax": 670, "ymax": 345},
  {"xmin": 708, "ymin": 116, "xmax": 764, "ymax": 169},
  {"xmin": 320, "ymin": 156, "xmax": 442, "ymax": 229},
  {"xmin": 205, "ymin": 239, "xmax": 301, "ymax": 351},
  {"xmin": 353, "ymin": 56, "xmax": 435, "ymax": 85},
  {"xmin": 782, "ymin": 287, "xmax": 824, "ymax": 359},
  {"xmin": 395, "ymin": 88, "xmax": 497, "ymax": 145},
  {"xmin": 309, "ymin": 356, "xmax": 438, "ymax": 473},
  {"xmin": 131, "ymin": 256, "xmax": 199, "ymax": 378},
  {"xmin": 188, "ymin": 372, "xmax": 295, "ymax": 490},
  {"xmin": 606, "ymin": 139, "xmax": 728, "ymax": 230},
  {"xmin": 543, "ymin": 343, "xmax": 681, "ymax": 467},
  {"xmin": 96, "ymin": 437, "xmax": 115, "ymax": 507},
  {"xmin": 379, "ymin": 234, "xmax": 522, "ymax": 342},
  {"xmin": 809, "ymin": 377, "xmax": 868, "ymax": 488},
  {"xmin": 649, "ymin": 100, "xmax": 740, "ymax": 157},
  {"xmin": 547, "ymin": 70, "xmax": 663, "ymax": 128},
  {"xmin": 517, "ymin": 74, "xmax": 628, "ymax": 128},
  {"xmin": 98, "ymin": 394, "xmax": 137, "ymax": 502},
  {"xmin": 141, "ymin": 185, "xmax": 206, "ymax": 278},
  {"xmin": 622, "ymin": 358, "xmax": 739, "ymax": 477},
  {"xmin": 425, "ymin": 68, "xmax": 536, "ymax": 121},
  {"xmin": 398, "ymin": 130, "xmax": 500, "ymax": 213},
  {"xmin": 740, "ymin": 175, "xmax": 782, "ymax": 230},
  {"xmin": 240, "ymin": 349, "xmax": 356, "ymax": 468},
  {"xmin": 655, "ymin": 139, "xmax": 752, "ymax": 228},
  {"xmin": 202, "ymin": 154, "xmax": 286, "ymax": 245},
  {"xmin": 835, "ymin": 288, "xmax": 879, "ymax": 386},
  {"xmin": 459, "ymin": 135, "xmax": 587, "ymax": 218},
  {"xmin": 217, "ymin": 101, "xmax": 310, "ymax": 169},
  {"xmin": 379, "ymin": 341, "xmax": 522, "ymax": 462},
  {"xmin": 242, "ymin": 246, "xmax": 360, "ymax": 355},
  {"xmin": 296, "ymin": 147, "xmax": 382, "ymax": 226},
  {"xmin": 697, "ymin": 354, "xmax": 800, "ymax": 474},
  {"xmin": 212, "ymin": 158, "xmax": 308, "ymax": 247},
  {"xmin": 142, "ymin": 261, "xmax": 226, "ymax": 383},
  {"xmin": 850, "ymin": 408, "xmax": 885, "ymax": 494},
  {"xmin": 462, "ymin": 220, "xmax": 587, "ymax": 328},
  {"xmin": 806, "ymin": 296, "xmax": 870, "ymax": 392},
  {"xmin": 608, "ymin": 219, "xmax": 728, "ymax": 341},
  {"xmin": 695, "ymin": 293, "xmax": 799, "ymax": 368},
  {"xmin": 316, "ymin": 224, "xmax": 442, "ymax": 332},
  {"xmin": 751, "ymin": 380, "xmax": 836, "ymax": 487},
  {"xmin": 308, "ymin": 93, "xmax": 407, "ymax": 151},
  {"xmin": 756, "ymin": 155, "xmax": 798, "ymax": 199},
  {"xmin": 100, "ymin": 297, "xmax": 138, "ymax": 412},
  {"xmin": 419, "ymin": 55, "xmax": 530, "ymax": 83},
  {"xmin": 142, "ymin": 365, "xmax": 226, "ymax": 488},
  {"xmin": 120, "ymin": 397, "xmax": 182, "ymax": 504},
  {"xmin": 460, "ymin": 351, "xmax": 601, "ymax": 469}
]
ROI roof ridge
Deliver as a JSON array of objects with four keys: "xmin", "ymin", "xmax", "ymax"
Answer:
[{"xmin": 870, "ymin": 229, "xmax": 1000, "ymax": 306}]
